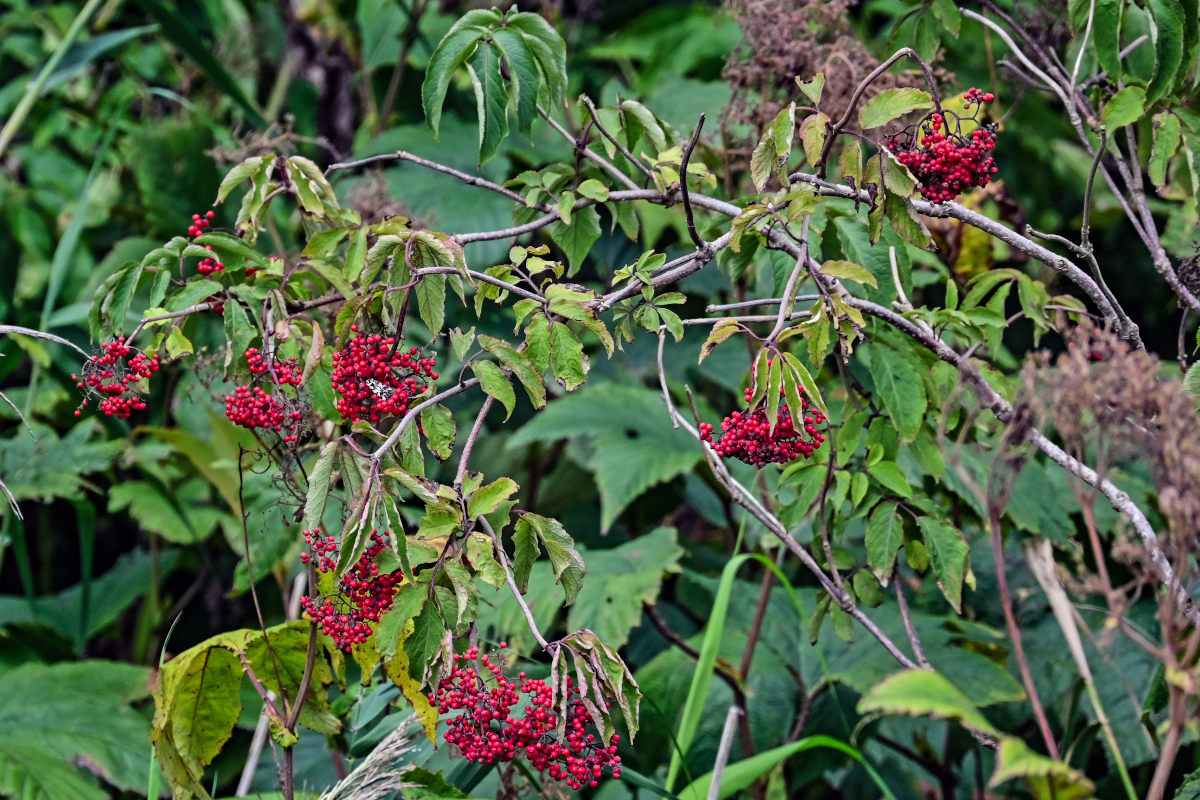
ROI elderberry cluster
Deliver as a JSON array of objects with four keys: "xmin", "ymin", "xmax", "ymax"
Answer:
[
  {"xmin": 224, "ymin": 349, "xmax": 305, "ymax": 442},
  {"xmin": 429, "ymin": 646, "xmax": 621, "ymax": 789},
  {"xmin": 299, "ymin": 529, "xmax": 402, "ymax": 650},
  {"xmin": 187, "ymin": 210, "xmax": 224, "ymax": 276},
  {"xmin": 886, "ymin": 89, "xmax": 998, "ymax": 203},
  {"xmin": 700, "ymin": 386, "xmax": 827, "ymax": 467},
  {"xmin": 330, "ymin": 325, "xmax": 438, "ymax": 423},
  {"xmin": 73, "ymin": 337, "xmax": 160, "ymax": 418}
]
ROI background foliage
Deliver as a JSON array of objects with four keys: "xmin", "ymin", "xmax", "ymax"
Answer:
[{"xmin": 4, "ymin": 0, "xmax": 1200, "ymax": 799}]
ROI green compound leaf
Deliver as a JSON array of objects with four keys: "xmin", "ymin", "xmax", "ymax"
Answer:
[
  {"xmin": 514, "ymin": 513, "xmax": 586, "ymax": 605},
  {"xmin": 421, "ymin": 26, "xmax": 486, "ymax": 137},
  {"xmin": 865, "ymin": 342, "xmax": 926, "ymax": 443},
  {"xmin": 466, "ymin": 40, "xmax": 509, "ymax": 165}
]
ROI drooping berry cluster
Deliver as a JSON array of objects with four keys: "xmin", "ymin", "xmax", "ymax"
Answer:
[
  {"xmin": 886, "ymin": 89, "xmax": 998, "ymax": 203},
  {"xmin": 330, "ymin": 326, "xmax": 438, "ymax": 423},
  {"xmin": 299, "ymin": 529, "xmax": 402, "ymax": 650},
  {"xmin": 223, "ymin": 348, "xmax": 305, "ymax": 442},
  {"xmin": 73, "ymin": 337, "xmax": 160, "ymax": 418},
  {"xmin": 429, "ymin": 646, "xmax": 621, "ymax": 789},
  {"xmin": 700, "ymin": 385, "xmax": 827, "ymax": 467}
]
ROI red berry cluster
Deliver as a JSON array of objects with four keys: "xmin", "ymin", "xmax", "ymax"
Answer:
[
  {"xmin": 886, "ymin": 90, "xmax": 998, "ymax": 203},
  {"xmin": 224, "ymin": 349, "xmax": 305, "ymax": 442},
  {"xmin": 299, "ymin": 529, "xmax": 402, "ymax": 650},
  {"xmin": 186, "ymin": 210, "xmax": 224, "ymax": 276},
  {"xmin": 429, "ymin": 646, "xmax": 621, "ymax": 789},
  {"xmin": 700, "ymin": 386, "xmax": 827, "ymax": 467},
  {"xmin": 73, "ymin": 337, "xmax": 160, "ymax": 418},
  {"xmin": 330, "ymin": 326, "xmax": 438, "ymax": 423}
]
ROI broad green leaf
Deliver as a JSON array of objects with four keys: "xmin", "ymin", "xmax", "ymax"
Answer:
[
  {"xmin": 420, "ymin": 404, "xmax": 456, "ymax": 461},
  {"xmin": 576, "ymin": 178, "xmax": 610, "ymax": 201},
  {"xmin": 1146, "ymin": 0, "xmax": 1185, "ymax": 105},
  {"xmin": 781, "ymin": 352, "xmax": 827, "ymax": 415},
  {"xmin": 857, "ymin": 668, "xmax": 999, "ymax": 736},
  {"xmin": 467, "ymin": 477, "xmax": 519, "ymax": 519},
  {"xmin": 820, "ymin": 259, "xmax": 877, "ymax": 287},
  {"xmin": 1150, "ymin": 112, "xmax": 1182, "ymax": 186},
  {"xmin": 1094, "ymin": 0, "xmax": 1125, "ymax": 81},
  {"xmin": 514, "ymin": 513, "xmax": 585, "ymax": 605},
  {"xmin": 799, "ymin": 112, "xmax": 829, "ymax": 166},
  {"xmin": 797, "ymin": 72, "xmax": 825, "ymax": 105},
  {"xmin": 466, "ymin": 42, "xmax": 508, "ymax": 164},
  {"xmin": 917, "ymin": 517, "xmax": 969, "ymax": 612},
  {"xmin": 421, "ymin": 26, "xmax": 485, "ymax": 136},
  {"xmin": 567, "ymin": 527, "xmax": 682, "ymax": 648},
  {"xmin": 549, "ymin": 321, "xmax": 588, "ymax": 390},
  {"xmin": 750, "ymin": 123, "xmax": 777, "ymax": 191},
  {"xmin": 415, "ymin": 273, "xmax": 447, "ymax": 337},
  {"xmin": 859, "ymin": 88, "xmax": 933, "ymax": 129},
  {"xmin": 480, "ymin": 335, "xmax": 545, "ymax": 408},
  {"xmin": 699, "ymin": 318, "xmax": 741, "ymax": 362},
  {"xmin": 868, "ymin": 461, "xmax": 911, "ymax": 498},
  {"xmin": 471, "ymin": 360, "xmax": 516, "ymax": 420},
  {"xmin": 490, "ymin": 27, "xmax": 538, "ymax": 138},
  {"xmin": 865, "ymin": 342, "xmax": 926, "ymax": 443},
  {"xmin": 301, "ymin": 441, "xmax": 337, "ymax": 532},
  {"xmin": 1100, "ymin": 85, "xmax": 1146, "ymax": 129},
  {"xmin": 866, "ymin": 501, "xmax": 905, "ymax": 583},
  {"xmin": 505, "ymin": 11, "xmax": 568, "ymax": 102},
  {"xmin": 404, "ymin": 603, "xmax": 447, "ymax": 685},
  {"xmin": 549, "ymin": 205, "xmax": 601, "ymax": 275},
  {"xmin": 989, "ymin": 737, "xmax": 1095, "ymax": 797}
]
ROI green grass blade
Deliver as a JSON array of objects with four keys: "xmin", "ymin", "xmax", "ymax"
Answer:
[
  {"xmin": 677, "ymin": 735, "xmax": 897, "ymax": 800},
  {"xmin": 72, "ymin": 499, "xmax": 96, "ymax": 655}
]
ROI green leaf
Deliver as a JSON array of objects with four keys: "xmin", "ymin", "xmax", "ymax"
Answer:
[
  {"xmin": 859, "ymin": 88, "xmax": 933, "ymax": 129},
  {"xmin": 490, "ymin": 27, "xmax": 538, "ymax": 138},
  {"xmin": 508, "ymin": 384, "xmax": 702, "ymax": 529},
  {"xmin": 471, "ymin": 360, "xmax": 516, "ymax": 420},
  {"xmin": 576, "ymin": 178, "xmax": 610, "ymax": 201},
  {"xmin": 798, "ymin": 112, "xmax": 829, "ymax": 166},
  {"xmin": 404, "ymin": 603, "xmax": 447, "ymax": 685},
  {"xmin": 866, "ymin": 501, "xmax": 905, "ymax": 583},
  {"xmin": 865, "ymin": 342, "xmax": 926, "ymax": 443},
  {"xmin": 421, "ymin": 26, "xmax": 485, "ymax": 136},
  {"xmin": 1100, "ymin": 85, "xmax": 1146, "ymax": 129},
  {"xmin": 466, "ymin": 41, "xmax": 509, "ymax": 164},
  {"xmin": 989, "ymin": 737, "xmax": 1095, "ymax": 797},
  {"xmin": 302, "ymin": 441, "xmax": 337, "ymax": 531},
  {"xmin": 514, "ymin": 513, "xmax": 586, "ymax": 605},
  {"xmin": 567, "ymin": 527, "xmax": 683, "ymax": 648},
  {"xmin": 505, "ymin": 11, "xmax": 568, "ymax": 103},
  {"xmin": 480, "ymin": 335, "xmax": 546, "ymax": 409},
  {"xmin": 549, "ymin": 205, "xmax": 602, "ymax": 275},
  {"xmin": 797, "ymin": 72, "xmax": 825, "ymax": 105},
  {"xmin": 419, "ymin": 404, "xmax": 456, "ymax": 461},
  {"xmin": 1094, "ymin": 0, "xmax": 1125, "ymax": 81},
  {"xmin": 820, "ymin": 259, "xmax": 878, "ymax": 287},
  {"xmin": 549, "ymin": 321, "xmax": 588, "ymax": 391},
  {"xmin": 1146, "ymin": 0, "xmax": 1185, "ymax": 105},
  {"xmin": 0, "ymin": 660, "xmax": 152, "ymax": 797},
  {"xmin": 780, "ymin": 352, "xmax": 827, "ymax": 416},
  {"xmin": 917, "ymin": 517, "xmax": 969, "ymax": 612},
  {"xmin": 511, "ymin": 515, "xmax": 538, "ymax": 592},
  {"xmin": 1150, "ymin": 112, "xmax": 1182, "ymax": 186},
  {"xmin": 868, "ymin": 461, "xmax": 912, "ymax": 498},
  {"xmin": 467, "ymin": 477, "xmax": 519, "ymax": 520},
  {"xmin": 415, "ymin": 274, "xmax": 447, "ymax": 338},
  {"xmin": 699, "ymin": 319, "xmax": 741, "ymax": 362},
  {"xmin": 857, "ymin": 668, "xmax": 999, "ymax": 736}
]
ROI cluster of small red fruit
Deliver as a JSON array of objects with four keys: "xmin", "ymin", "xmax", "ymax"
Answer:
[
  {"xmin": 224, "ymin": 348, "xmax": 305, "ymax": 442},
  {"xmin": 330, "ymin": 326, "xmax": 439, "ymax": 423},
  {"xmin": 187, "ymin": 210, "xmax": 224, "ymax": 276},
  {"xmin": 701, "ymin": 385, "xmax": 827, "ymax": 467},
  {"xmin": 886, "ymin": 89, "xmax": 998, "ymax": 203},
  {"xmin": 430, "ymin": 645, "xmax": 622, "ymax": 789},
  {"xmin": 73, "ymin": 337, "xmax": 159, "ymax": 418},
  {"xmin": 299, "ymin": 529, "xmax": 402, "ymax": 650}
]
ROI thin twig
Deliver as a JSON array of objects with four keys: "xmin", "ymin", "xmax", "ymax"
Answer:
[
  {"xmin": 479, "ymin": 515, "xmax": 550, "ymax": 650},
  {"xmin": 707, "ymin": 705, "xmax": 744, "ymax": 800},
  {"xmin": 580, "ymin": 96, "xmax": 657, "ymax": 182},
  {"xmin": 325, "ymin": 150, "xmax": 543, "ymax": 210},
  {"xmin": 893, "ymin": 571, "xmax": 929, "ymax": 668},
  {"xmin": 679, "ymin": 114, "xmax": 708, "ymax": 251},
  {"xmin": 454, "ymin": 396, "xmax": 495, "ymax": 489},
  {"xmin": 539, "ymin": 105, "xmax": 641, "ymax": 192}
]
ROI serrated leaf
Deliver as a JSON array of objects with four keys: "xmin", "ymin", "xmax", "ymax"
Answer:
[
  {"xmin": 1095, "ymin": 0, "xmax": 1125, "ymax": 81},
  {"xmin": 302, "ymin": 441, "xmax": 337, "ymax": 531},
  {"xmin": 1150, "ymin": 111, "xmax": 1182, "ymax": 186},
  {"xmin": 549, "ymin": 321, "xmax": 588, "ymax": 391},
  {"xmin": 471, "ymin": 360, "xmax": 516, "ymax": 420},
  {"xmin": 700, "ymin": 319, "xmax": 741, "ymax": 362},
  {"xmin": 820, "ymin": 259, "xmax": 878, "ymax": 287},
  {"xmin": 514, "ymin": 513, "xmax": 586, "ymax": 605},
  {"xmin": 866, "ymin": 343, "xmax": 926, "ymax": 443},
  {"xmin": 577, "ymin": 178, "xmax": 610, "ymax": 201},
  {"xmin": 480, "ymin": 335, "xmax": 545, "ymax": 408},
  {"xmin": 868, "ymin": 461, "xmax": 911, "ymax": 498},
  {"xmin": 1146, "ymin": 0, "xmax": 1185, "ymax": 105},
  {"xmin": 858, "ymin": 669, "xmax": 999, "ymax": 736},
  {"xmin": 989, "ymin": 737, "xmax": 1094, "ymax": 796},
  {"xmin": 1101, "ymin": 85, "xmax": 1146, "ymax": 129},
  {"xmin": 548, "ymin": 206, "xmax": 601, "ymax": 275},
  {"xmin": 917, "ymin": 517, "xmax": 968, "ymax": 612},
  {"xmin": 859, "ymin": 88, "xmax": 933, "ymax": 129},
  {"xmin": 781, "ymin": 352, "xmax": 827, "ymax": 415},
  {"xmin": 419, "ymin": 404, "xmax": 456, "ymax": 460},
  {"xmin": 750, "ymin": 126, "xmax": 777, "ymax": 192},
  {"xmin": 524, "ymin": 311, "xmax": 551, "ymax": 373},
  {"xmin": 415, "ymin": 273, "xmax": 447, "ymax": 337},
  {"xmin": 421, "ymin": 27, "xmax": 485, "ymax": 136},
  {"xmin": 799, "ymin": 112, "xmax": 830, "ymax": 166},
  {"xmin": 797, "ymin": 72, "xmax": 825, "ymax": 105},
  {"xmin": 467, "ymin": 477, "xmax": 519, "ymax": 520},
  {"xmin": 490, "ymin": 27, "xmax": 538, "ymax": 138},
  {"xmin": 466, "ymin": 42, "xmax": 509, "ymax": 164},
  {"xmin": 866, "ymin": 501, "xmax": 904, "ymax": 584}
]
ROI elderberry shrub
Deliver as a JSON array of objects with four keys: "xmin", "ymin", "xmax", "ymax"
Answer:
[
  {"xmin": 224, "ymin": 348, "xmax": 305, "ymax": 442},
  {"xmin": 330, "ymin": 325, "xmax": 439, "ymax": 423},
  {"xmin": 299, "ymin": 529, "xmax": 402, "ymax": 650},
  {"xmin": 73, "ymin": 337, "xmax": 160, "ymax": 418},
  {"xmin": 700, "ymin": 385, "xmax": 827, "ymax": 467},
  {"xmin": 886, "ymin": 88, "xmax": 998, "ymax": 203},
  {"xmin": 430, "ymin": 645, "xmax": 622, "ymax": 789}
]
